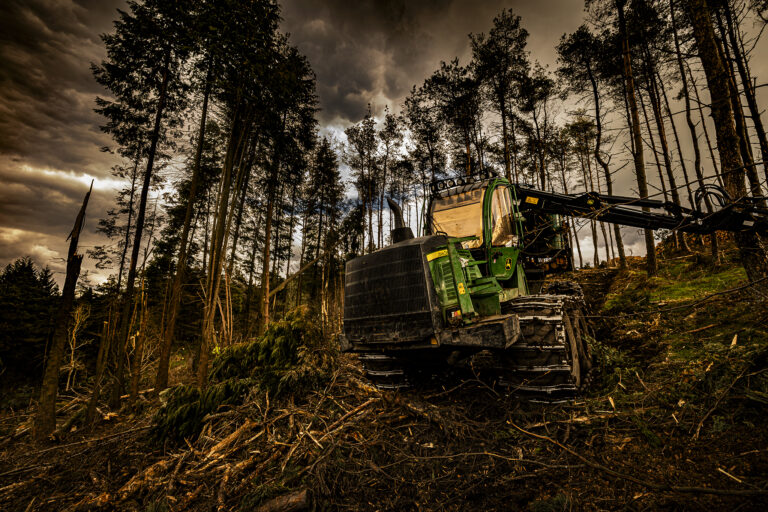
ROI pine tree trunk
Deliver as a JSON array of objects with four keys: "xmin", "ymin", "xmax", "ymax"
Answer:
[
  {"xmin": 111, "ymin": 48, "xmax": 171, "ymax": 408},
  {"xmin": 200, "ymin": 104, "xmax": 252, "ymax": 386},
  {"xmin": 129, "ymin": 281, "xmax": 146, "ymax": 403},
  {"xmin": 295, "ymin": 216, "xmax": 308, "ymax": 308},
  {"xmin": 647, "ymin": 70, "xmax": 689, "ymax": 251},
  {"xmin": 688, "ymin": 64, "xmax": 723, "ymax": 186},
  {"xmin": 259, "ymin": 146, "xmax": 280, "ymax": 336},
  {"xmin": 35, "ymin": 182, "xmax": 92, "ymax": 439},
  {"xmin": 657, "ymin": 71, "xmax": 695, "ymax": 207},
  {"xmin": 464, "ymin": 133, "xmax": 472, "ymax": 176},
  {"xmin": 587, "ymin": 61, "xmax": 626, "ymax": 268},
  {"xmin": 645, "ymin": 52, "xmax": 681, "ymax": 209},
  {"xmin": 117, "ymin": 151, "xmax": 141, "ymax": 292},
  {"xmin": 716, "ymin": 15, "xmax": 764, "ymax": 200},
  {"xmin": 270, "ymin": 181, "xmax": 286, "ymax": 279},
  {"xmin": 85, "ymin": 318, "xmax": 110, "ymax": 427},
  {"xmin": 499, "ymin": 91, "xmax": 511, "ymax": 181},
  {"xmin": 281, "ymin": 182, "xmax": 299, "ymax": 315},
  {"xmin": 227, "ymin": 151, "xmax": 254, "ymax": 278},
  {"xmin": 155, "ymin": 55, "xmax": 213, "ymax": 392},
  {"xmin": 259, "ymin": 187, "xmax": 275, "ymax": 336},
  {"xmin": 671, "ymin": 0, "xmax": 719, "ymax": 261},
  {"xmin": 244, "ymin": 213, "xmax": 262, "ymax": 337},
  {"xmin": 640, "ymin": 89, "xmax": 669, "ymax": 203},
  {"xmin": 510, "ymin": 112, "xmax": 519, "ymax": 182},
  {"xmin": 572, "ymin": 220, "xmax": 584, "ymax": 268},
  {"xmin": 560, "ymin": 166, "xmax": 583, "ymax": 268},
  {"xmin": 723, "ymin": 2, "xmax": 768, "ymax": 183},
  {"xmin": 617, "ymin": 0, "xmax": 657, "ymax": 275},
  {"xmin": 684, "ymin": 0, "xmax": 768, "ymax": 282}
]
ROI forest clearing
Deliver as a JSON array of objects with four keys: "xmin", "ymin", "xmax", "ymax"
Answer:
[
  {"xmin": 2, "ymin": 239, "xmax": 768, "ymax": 510},
  {"xmin": 2, "ymin": 0, "xmax": 768, "ymax": 510}
]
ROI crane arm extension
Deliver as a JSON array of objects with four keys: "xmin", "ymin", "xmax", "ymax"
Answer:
[{"xmin": 512, "ymin": 184, "xmax": 768, "ymax": 235}]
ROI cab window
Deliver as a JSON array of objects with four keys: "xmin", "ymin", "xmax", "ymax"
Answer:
[
  {"xmin": 490, "ymin": 186, "xmax": 518, "ymax": 247},
  {"xmin": 430, "ymin": 188, "xmax": 484, "ymax": 248}
]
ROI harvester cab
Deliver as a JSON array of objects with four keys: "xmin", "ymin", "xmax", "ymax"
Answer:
[
  {"xmin": 341, "ymin": 171, "xmax": 589, "ymax": 399},
  {"xmin": 426, "ymin": 172, "xmax": 573, "ymax": 296}
]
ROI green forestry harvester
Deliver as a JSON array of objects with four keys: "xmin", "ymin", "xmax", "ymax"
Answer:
[{"xmin": 340, "ymin": 171, "xmax": 768, "ymax": 400}]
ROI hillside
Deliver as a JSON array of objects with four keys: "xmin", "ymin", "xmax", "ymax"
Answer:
[{"xmin": 2, "ymin": 246, "xmax": 768, "ymax": 511}]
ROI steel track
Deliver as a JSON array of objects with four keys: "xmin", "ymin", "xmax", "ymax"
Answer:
[{"xmin": 357, "ymin": 290, "xmax": 592, "ymax": 402}]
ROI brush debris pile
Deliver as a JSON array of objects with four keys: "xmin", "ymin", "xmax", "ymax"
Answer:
[{"xmin": 1, "ymin": 260, "xmax": 768, "ymax": 511}]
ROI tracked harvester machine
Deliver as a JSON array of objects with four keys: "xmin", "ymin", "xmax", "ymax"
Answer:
[{"xmin": 340, "ymin": 171, "xmax": 768, "ymax": 400}]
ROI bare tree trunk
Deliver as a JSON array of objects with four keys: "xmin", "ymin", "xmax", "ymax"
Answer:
[
  {"xmin": 509, "ymin": 111, "xmax": 519, "ymax": 182},
  {"xmin": 111, "ymin": 49, "xmax": 171, "ymax": 408},
  {"xmin": 270, "ymin": 181, "xmax": 286, "ymax": 281},
  {"xmin": 200, "ymin": 104, "xmax": 252, "ymax": 386},
  {"xmin": 227, "ymin": 150, "xmax": 254, "ymax": 278},
  {"xmin": 560, "ymin": 166, "xmax": 583, "ymax": 268},
  {"xmin": 500, "ymin": 91, "xmax": 511, "ymax": 181},
  {"xmin": 259, "ymin": 147, "xmax": 281, "ymax": 336},
  {"xmin": 639, "ymin": 89, "xmax": 669, "ymax": 203},
  {"xmin": 295, "ymin": 216, "xmax": 308, "ymax": 308},
  {"xmin": 85, "ymin": 317, "xmax": 110, "ymax": 427},
  {"xmin": 688, "ymin": 64, "xmax": 723, "ymax": 187},
  {"xmin": 645, "ymin": 54, "xmax": 682, "ymax": 211},
  {"xmin": 129, "ymin": 280, "xmax": 146, "ymax": 403},
  {"xmin": 617, "ymin": 0, "xmax": 657, "ymax": 275},
  {"xmin": 35, "ymin": 181, "xmax": 92, "ymax": 439},
  {"xmin": 244, "ymin": 212, "xmax": 262, "ymax": 337},
  {"xmin": 716, "ymin": 14, "xmax": 764, "ymax": 200},
  {"xmin": 586, "ymin": 61, "xmax": 626, "ymax": 268},
  {"xmin": 657, "ymin": 71, "xmax": 695, "ymax": 207},
  {"xmin": 281, "ymin": 182, "xmax": 299, "ymax": 315},
  {"xmin": 367, "ymin": 154, "xmax": 375, "ymax": 252},
  {"xmin": 684, "ymin": 0, "xmax": 768, "ymax": 282},
  {"xmin": 572, "ymin": 220, "xmax": 584, "ymax": 268},
  {"xmin": 670, "ymin": 0, "xmax": 720, "ymax": 261},
  {"xmin": 117, "ymin": 150, "xmax": 141, "ymax": 292},
  {"xmin": 649, "ymin": 72, "xmax": 690, "ymax": 251},
  {"xmin": 723, "ymin": 2, "xmax": 768, "ymax": 183},
  {"xmin": 155, "ymin": 57, "xmax": 213, "ymax": 392}
]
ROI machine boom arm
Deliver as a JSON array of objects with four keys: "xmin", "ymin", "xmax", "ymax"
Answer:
[{"xmin": 512, "ymin": 184, "xmax": 768, "ymax": 236}]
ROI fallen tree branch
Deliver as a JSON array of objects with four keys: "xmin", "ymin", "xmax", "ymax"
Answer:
[
  {"xmin": 30, "ymin": 425, "xmax": 150, "ymax": 455},
  {"xmin": 205, "ymin": 418, "xmax": 256, "ymax": 460},
  {"xmin": 509, "ymin": 421, "xmax": 768, "ymax": 496},
  {"xmin": 692, "ymin": 369, "xmax": 746, "ymax": 440},
  {"xmin": 318, "ymin": 398, "xmax": 379, "ymax": 442},
  {"xmin": 254, "ymin": 488, "xmax": 309, "ymax": 512}
]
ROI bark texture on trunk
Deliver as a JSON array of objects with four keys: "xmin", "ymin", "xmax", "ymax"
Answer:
[
  {"xmin": 111, "ymin": 49, "xmax": 172, "ymax": 408},
  {"xmin": 155, "ymin": 60, "xmax": 212, "ymax": 392},
  {"xmin": 35, "ymin": 182, "xmax": 92, "ymax": 439},
  {"xmin": 617, "ymin": 0, "xmax": 657, "ymax": 275},
  {"xmin": 684, "ymin": 0, "xmax": 768, "ymax": 282}
]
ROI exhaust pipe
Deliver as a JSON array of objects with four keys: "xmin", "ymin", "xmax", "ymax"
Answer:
[{"xmin": 386, "ymin": 197, "xmax": 414, "ymax": 243}]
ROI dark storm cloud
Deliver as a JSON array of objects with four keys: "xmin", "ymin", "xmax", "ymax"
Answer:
[
  {"xmin": 281, "ymin": 0, "xmax": 585, "ymax": 123},
  {"xmin": 0, "ymin": 0, "xmax": 125, "ymax": 277},
  {"xmin": 0, "ymin": 0, "xmax": 124, "ymax": 173}
]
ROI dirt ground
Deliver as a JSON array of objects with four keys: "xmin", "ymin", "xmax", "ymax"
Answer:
[{"xmin": 2, "ymin": 251, "xmax": 767, "ymax": 511}]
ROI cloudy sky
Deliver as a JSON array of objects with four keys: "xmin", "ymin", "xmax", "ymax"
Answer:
[{"xmin": 1, "ymin": 0, "xmax": 764, "ymax": 283}]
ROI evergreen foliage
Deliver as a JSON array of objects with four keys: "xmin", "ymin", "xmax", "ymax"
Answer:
[
  {"xmin": 0, "ymin": 258, "xmax": 58, "ymax": 378},
  {"xmin": 151, "ymin": 307, "xmax": 336, "ymax": 445}
]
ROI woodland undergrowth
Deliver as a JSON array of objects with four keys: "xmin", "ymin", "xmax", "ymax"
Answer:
[{"xmin": 1, "ymin": 243, "xmax": 768, "ymax": 511}]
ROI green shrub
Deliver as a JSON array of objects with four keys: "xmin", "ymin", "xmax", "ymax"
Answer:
[{"xmin": 151, "ymin": 308, "xmax": 337, "ymax": 445}]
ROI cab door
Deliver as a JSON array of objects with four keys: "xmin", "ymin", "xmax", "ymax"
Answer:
[{"xmin": 485, "ymin": 184, "xmax": 525, "ymax": 290}]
